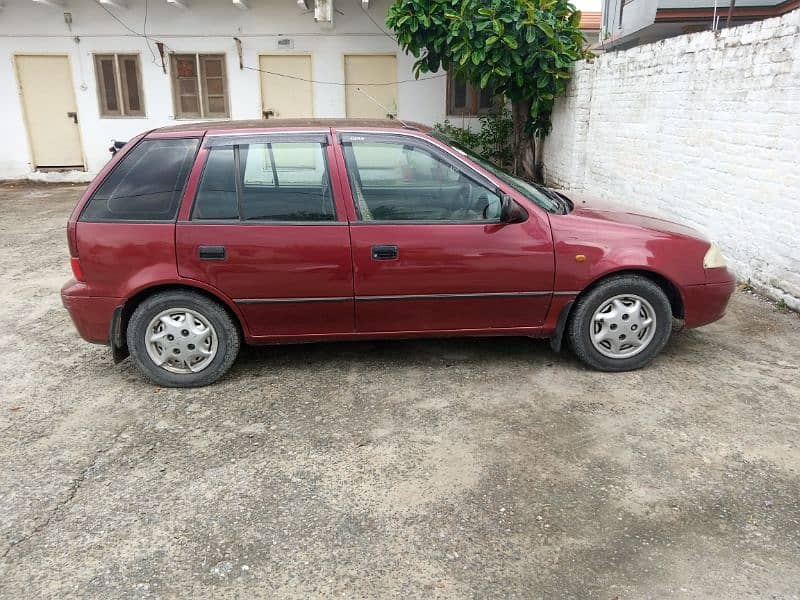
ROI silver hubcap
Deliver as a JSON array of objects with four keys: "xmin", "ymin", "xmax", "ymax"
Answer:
[
  {"xmin": 145, "ymin": 308, "xmax": 218, "ymax": 374},
  {"xmin": 590, "ymin": 294, "xmax": 657, "ymax": 359}
]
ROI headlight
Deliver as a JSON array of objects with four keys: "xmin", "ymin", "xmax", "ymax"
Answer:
[{"xmin": 703, "ymin": 244, "xmax": 727, "ymax": 269}]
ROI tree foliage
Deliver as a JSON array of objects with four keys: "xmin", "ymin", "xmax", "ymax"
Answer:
[{"xmin": 386, "ymin": 0, "xmax": 588, "ymax": 137}]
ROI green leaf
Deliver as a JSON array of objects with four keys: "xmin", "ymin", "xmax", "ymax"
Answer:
[
  {"xmin": 480, "ymin": 71, "xmax": 491, "ymax": 89},
  {"xmin": 503, "ymin": 36, "xmax": 518, "ymax": 49},
  {"xmin": 536, "ymin": 22, "xmax": 554, "ymax": 37},
  {"xmin": 486, "ymin": 35, "xmax": 499, "ymax": 45}
]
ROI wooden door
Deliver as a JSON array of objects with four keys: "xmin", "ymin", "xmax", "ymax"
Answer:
[
  {"xmin": 15, "ymin": 55, "xmax": 83, "ymax": 169},
  {"xmin": 344, "ymin": 55, "xmax": 398, "ymax": 119}
]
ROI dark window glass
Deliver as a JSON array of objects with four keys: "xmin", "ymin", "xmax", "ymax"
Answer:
[
  {"xmin": 81, "ymin": 138, "xmax": 199, "ymax": 221},
  {"xmin": 342, "ymin": 139, "xmax": 500, "ymax": 222},
  {"xmin": 101, "ymin": 60, "xmax": 119, "ymax": 112},
  {"xmin": 447, "ymin": 71, "xmax": 496, "ymax": 115},
  {"xmin": 121, "ymin": 56, "xmax": 142, "ymax": 114},
  {"xmin": 452, "ymin": 78, "xmax": 468, "ymax": 109},
  {"xmin": 192, "ymin": 142, "xmax": 335, "ymax": 222},
  {"xmin": 478, "ymin": 87, "xmax": 494, "ymax": 110},
  {"xmin": 193, "ymin": 147, "xmax": 238, "ymax": 220}
]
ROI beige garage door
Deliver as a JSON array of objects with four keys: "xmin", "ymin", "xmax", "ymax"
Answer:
[
  {"xmin": 259, "ymin": 55, "xmax": 313, "ymax": 119},
  {"xmin": 344, "ymin": 55, "xmax": 398, "ymax": 119},
  {"xmin": 15, "ymin": 55, "xmax": 84, "ymax": 169}
]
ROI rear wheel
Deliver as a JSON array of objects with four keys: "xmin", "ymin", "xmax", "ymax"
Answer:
[
  {"xmin": 568, "ymin": 275, "xmax": 673, "ymax": 371},
  {"xmin": 127, "ymin": 290, "xmax": 240, "ymax": 387}
]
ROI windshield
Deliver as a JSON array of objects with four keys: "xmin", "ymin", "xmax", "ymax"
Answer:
[{"xmin": 432, "ymin": 132, "xmax": 569, "ymax": 215}]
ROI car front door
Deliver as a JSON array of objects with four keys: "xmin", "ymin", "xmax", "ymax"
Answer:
[
  {"xmin": 337, "ymin": 132, "xmax": 554, "ymax": 334},
  {"xmin": 176, "ymin": 132, "xmax": 354, "ymax": 339}
]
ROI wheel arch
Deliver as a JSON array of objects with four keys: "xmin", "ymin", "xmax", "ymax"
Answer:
[
  {"xmin": 110, "ymin": 282, "xmax": 247, "ymax": 363},
  {"xmin": 550, "ymin": 268, "xmax": 684, "ymax": 352}
]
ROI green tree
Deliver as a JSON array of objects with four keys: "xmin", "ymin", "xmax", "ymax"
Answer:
[{"xmin": 387, "ymin": 0, "xmax": 588, "ymax": 179}]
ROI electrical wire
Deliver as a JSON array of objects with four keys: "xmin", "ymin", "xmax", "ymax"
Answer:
[
  {"xmin": 92, "ymin": 0, "xmax": 444, "ymax": 87},
  {"xmin": 94, "ymin": 0, "xmax": 159, "ymax": 65},
  {"xmin": 359, "ymin": 5, "xmax": 397, "ymax": 42},
  {"xmin": 242, "ymin": 65, "xmax": 444, "ymax": 86}
]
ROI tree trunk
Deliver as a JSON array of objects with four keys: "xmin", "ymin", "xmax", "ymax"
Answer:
[{"xmin": 511, "ymin": 98, "xmax": 537, "ymax": 181}]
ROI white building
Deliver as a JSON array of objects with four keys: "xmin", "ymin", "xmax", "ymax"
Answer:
[{"xmin": 0, "ymin": 0, "xmax": 599, "ymax": 180}]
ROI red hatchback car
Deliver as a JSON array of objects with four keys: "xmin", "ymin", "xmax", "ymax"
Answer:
[{"xmin": 62, "ymin": 119, "xmax": 735, "ymax": 387}]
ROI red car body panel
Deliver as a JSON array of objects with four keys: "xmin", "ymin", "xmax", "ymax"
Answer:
[
  {"xmin": 176, "ymin": 223, "xmax": 355, "ymax": 337},
  {"xmin": 61, "ymin": 120, "xmax": 736, "ymax": 352}
]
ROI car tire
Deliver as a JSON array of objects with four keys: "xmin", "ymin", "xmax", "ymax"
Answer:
[
  {"xmin": 567, "ymin": 275, "xmax": 673, "ymax": 372},
  {"xmin": 126, "ymin": 290, "xmax": 240, "ymax": 388}
]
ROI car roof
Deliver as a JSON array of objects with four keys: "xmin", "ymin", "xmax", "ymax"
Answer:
[{"xmin": 149, "ymin": 118, "xmax": 432, "ymax": 137}]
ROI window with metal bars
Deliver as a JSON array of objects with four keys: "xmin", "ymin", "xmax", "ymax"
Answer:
[
  {"xmin": 94, "ymin": 54, "xmax": 145, "ymax": 117},
  {"xmin": 170, "ymin": 54, "xmax": 230, "ymax": 119}
]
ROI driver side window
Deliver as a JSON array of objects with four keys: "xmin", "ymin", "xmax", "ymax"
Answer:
[{"xmin": 341, "ymin": 137, "xmax": 501, "ymax": 222}]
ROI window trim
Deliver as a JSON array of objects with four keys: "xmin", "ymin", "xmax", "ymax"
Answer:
[
  {"xmin": 93, "ymin": 53, "xmax": 146, "ymax": 118},
  {"xmin": 189, "ymin": 136, "xmax": 340, "ymax": 224},
  {"xmin": 338, "ymin": 132, "xmax": 503, "ymax": 225},
  {"xmin": 446, "ymin": 71, "xmax": 495, "ymax": 117},
  {"xmin": 170, "ymin": 53, "xmax": 230, "ymax": 120}
]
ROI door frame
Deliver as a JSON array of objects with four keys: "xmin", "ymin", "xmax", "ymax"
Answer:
[
  {"xmin": 257, "ymin": 53, "xmax": 315, "ymax": 119},
  {"xmin": 13, "ymin": 52, "xmax": 87, "ymax": 171},
  {"xmin": 342, "ymin": 53, "xmax": 399, "ymax": 118}
]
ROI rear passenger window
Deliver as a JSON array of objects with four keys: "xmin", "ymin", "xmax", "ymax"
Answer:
[
  {"xmin": 81, "ymin": 138, "xmax": 199, "ymax": 221},
  {"xmin": 193, "ymin": 141, "xmax": 335, "ymax": 222}
]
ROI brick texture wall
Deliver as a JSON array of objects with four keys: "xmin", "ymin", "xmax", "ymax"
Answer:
[{"xmin": 543, "ymin": 11, "xmax": 800, "ymax": 310}]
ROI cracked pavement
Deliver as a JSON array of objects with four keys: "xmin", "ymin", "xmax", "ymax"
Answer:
[{"xmin": 1, "ymin": 183, "xmax": 799, "ymax": 599}]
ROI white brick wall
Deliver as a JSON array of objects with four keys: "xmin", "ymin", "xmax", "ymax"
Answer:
[{"xmin": 543, "ymin": 11, "xmax": 800, "ymax": 310}]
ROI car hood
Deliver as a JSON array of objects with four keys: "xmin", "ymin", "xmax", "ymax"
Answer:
[{"xmin": 561, "ymin": 191, "xmax": 708, "ymax": 242}]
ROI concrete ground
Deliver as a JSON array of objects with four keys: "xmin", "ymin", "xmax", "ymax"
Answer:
[{"xmin": 0, "ymin": 182, "xmax": 798, "ymax": 600}]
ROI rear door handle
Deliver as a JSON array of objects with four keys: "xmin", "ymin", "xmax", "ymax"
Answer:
[
  {"xmin": 198, "ymin": 245, "xmax": 226, "ymax": 260},
  {"xmin": 371, "ymin": 245, "xmax": 398, "ymax": 261}
]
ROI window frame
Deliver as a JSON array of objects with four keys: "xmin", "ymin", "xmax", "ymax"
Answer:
[
  {"xmin": 189, "ymin": 134, "xmax": 341, "ymax": 225},
  {"xmin": 446, "ymin": 71, "xmax": 495, "ymax": 117},
  {"xmin": 170, "ymin": 53, "xmax": 230, "ymax": 120},
  {"xmin": 93, "ymin": 53, "xmax": 146, "ymax": 118},
  {"xmin": 339, "ymin": 132, "xmax": 503, "ymax": 225}
]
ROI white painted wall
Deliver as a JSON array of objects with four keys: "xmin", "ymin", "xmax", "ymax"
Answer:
[
  {"xmin": 544, "ymin": 11, "xmax": 800, "ymax": 309},
  {"xmin": 0, "ymin": 0, "xmax": 447, "ymax": 178}
]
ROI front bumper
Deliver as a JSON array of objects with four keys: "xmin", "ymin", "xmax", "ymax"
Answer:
[
  {"xmin": 61, "ymin": 279, "xmax": 121, "ymax": 345},
  {"xmin": 683, "ymin": 275, "xmax": 736, "ymax": 328}
]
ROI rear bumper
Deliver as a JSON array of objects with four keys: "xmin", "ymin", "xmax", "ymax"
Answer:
[
  {"xmin": 683, "ymin": 277, "xmax": 736, "ymax": 328},
  {"xmin": 61, "ymin": 279, "xmax": 121, "ymax": 345}
]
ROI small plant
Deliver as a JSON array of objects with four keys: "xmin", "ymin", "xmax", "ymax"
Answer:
[
  {"xmin": 742, "ymin": 279, "xmax": 754, "ymax": 292},
  {"xmin": 776, "ymin": 298, "xmax": 788, "ymax": 311},
  {"xmin": 433, "ymin": 109, "xmax": 515, "ymax": 171}
]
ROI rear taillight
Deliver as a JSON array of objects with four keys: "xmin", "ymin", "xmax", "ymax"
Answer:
[
  {"xmin": 67, "ymin": 221, "xmax": 79, "ymax": 257},
  {"xmin": 70, "ymin": 257, "xmax": 85, "ymax": 282},
  {"xmin": 67, "ymin": 221, "xmax": 83, "ymax": 281}
]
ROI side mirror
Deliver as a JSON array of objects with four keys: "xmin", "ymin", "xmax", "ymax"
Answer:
[{"xmin": 499, "ymin": 194, "xmax": 527, "ymax": 224}]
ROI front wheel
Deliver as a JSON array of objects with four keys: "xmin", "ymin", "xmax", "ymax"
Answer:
[
  {"xmin": 126, "ymin": 290, "xmax": 240, "ymax": 387},
  {"xmin": 567, "ymin": 275, "xmax": 673, "ymax": 372}
]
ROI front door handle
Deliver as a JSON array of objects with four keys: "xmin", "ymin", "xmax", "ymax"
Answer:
[
  {"xmin": 262, "ymin": 109, "xmax": 275, "ymax": 119},
  {"xmin": 198, "ymin": 245, "xmax": 226, "ymax": 261},
  {"xmin": 371, "ymin": 245, "xmax": 398, "ymax": 261},
  {"xmin": 67, "ymin": 111, "xmax": 78, "ymax": 124}
]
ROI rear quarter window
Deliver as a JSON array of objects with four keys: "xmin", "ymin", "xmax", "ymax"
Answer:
[{"xmin": 81, "ymin": 138, "xmax": 199, "ymax": 222}]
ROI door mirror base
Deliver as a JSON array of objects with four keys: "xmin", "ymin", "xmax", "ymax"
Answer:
[{"xmin": 500, "ymin": 194, "xmax": 528, "ymax": 224}]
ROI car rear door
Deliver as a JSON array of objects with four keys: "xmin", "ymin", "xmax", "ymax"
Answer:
[
  {"xmin": 176, "ymin": 132, "xmax": 354, "ymax": 339},
  {"xmin": 336, "ymin": 132, "xmax": 554, "ymax": 334}
]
